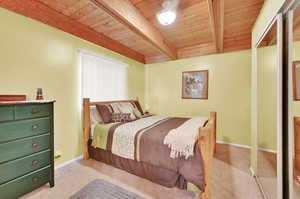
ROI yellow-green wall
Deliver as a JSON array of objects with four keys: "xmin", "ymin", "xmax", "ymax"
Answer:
[
  {"xmin": 145, "ymin": 50, "xmax": 252, "ymax": 146},
  {"xmin": 0, "ymin": 8, "xmax": 145, "ymax": 166},
  {"xmin": 258, "ymin": 45, "xmax": 278, "ymax": 151}
]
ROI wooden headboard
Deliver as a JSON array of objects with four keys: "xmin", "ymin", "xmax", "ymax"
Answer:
[{"xmin": 82, "ymin": 98, "xmax": 139, "ymax": 159}]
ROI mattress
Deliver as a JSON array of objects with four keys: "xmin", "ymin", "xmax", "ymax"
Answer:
[{"xmin": 89, "ymin": 115, "xmax": 208, "ymax": 192}]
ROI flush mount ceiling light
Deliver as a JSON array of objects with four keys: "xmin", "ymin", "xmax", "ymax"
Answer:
[
  {"xmin": 157, "ymin": 10, "xmax": 177, "ymax": 25},
  {"xmin": 156, "ymin": 0, "xmax": 180, "ymax": 26}
]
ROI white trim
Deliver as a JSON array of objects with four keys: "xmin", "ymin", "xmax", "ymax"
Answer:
[
  {"xmin": 217, "ymin": 141, "xmax": 277, "ymax": 153},
  {"xmin": 257, "ymin": 147, "xmax": 277, "ymax": 154},
  {"xmin": 276, "ymin": 14, "xmax": 283, "ymax": 199},
  {"xmin": 288, "ymin": 9, "xmax": 295, "ymax": 199},
  {"xmin": 252, "ymin": 11, "xmax": 283, "ymax": 199},
  {"xmin": 252, "ymin": 43, "xmax": 259, "ymax": 173},
  {"xmin": 55, "ymin": 156, "xmax": 83, "ymax": 170},
  {"xmin": 217, "ymin": 140, "xmax": 250, "ymax": 149},
  {"xmin": 78, "ymin": 49, "xmax": 128, "ymax": 68}
]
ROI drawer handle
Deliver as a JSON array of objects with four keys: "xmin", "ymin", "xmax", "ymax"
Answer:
[
  {"xmin": 32, "ymin": 143, "xmax": 40, "ymax": 148},
  {"xmin": 31, "ymin": 109, "xmax": 40, "ymax": 114},
  {"xmin": 32, "ymin": 160, "xmax": 39, "ymax": 165},
  {"xmin": 32, "ymin": 125, "xmax": 40, "ymax": 130},
  {"xmin": 32, "ymin": 177, "xmax": 40, "ymax": 183}
]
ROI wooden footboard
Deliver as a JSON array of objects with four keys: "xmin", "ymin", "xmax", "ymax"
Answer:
[
  {"xmin": 83, "ymin": 98, "xmax": 216, "ymax": 199},
  {"xmin": 198, "ymin": 112, "xmax": 216, "ymax": 199}
]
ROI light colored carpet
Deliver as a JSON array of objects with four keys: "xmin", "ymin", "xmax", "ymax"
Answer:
[
  {"xmin": 69, "ymin": 179, "xmax": 145, "ymax": 199},
  {"xmin": 294, "ymin": 169, "xmax": 300, "ymax": 199},
  {"xmin": 294, "ymin": 180, "xmax": 300, "ymax": 199},
  {"xmin": 257, "ymin": 150, "xmax": 277, "ymax": 199},
  {"xmin": 21, "ymin": 144, "xmax": 263, "ymax": 199}
]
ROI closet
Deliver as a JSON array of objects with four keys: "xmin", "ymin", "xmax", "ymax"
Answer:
[
  {"xmin": 255, "ymin": 14, "xmax": 283, "ymax": 199},
  {"xmin": 253, "ymin": 1, "xmax": 300, "ymax": 198},
  {"xmin": 286, "ymin": 1, "xmax": 300, "ymax": 198}
]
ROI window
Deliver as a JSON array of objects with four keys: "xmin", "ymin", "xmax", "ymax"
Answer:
[{"xmin": 80, "ymin": 50, "xmax": 128, "ymax": 101}]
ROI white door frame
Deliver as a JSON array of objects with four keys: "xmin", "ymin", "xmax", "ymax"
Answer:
[{"xmin": 253, "ymin": 14, "xmax": 283, "ymax": 199}]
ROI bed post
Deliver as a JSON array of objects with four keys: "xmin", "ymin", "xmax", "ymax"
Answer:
[
  {"xmin": 199, "ymin": 111, "xmax": 216, "ymax": 199},
  {"xmin": 83, "ymin": 98, "xmax": 91, "ymax": 160},
  {"xmin": 212, "ymin": 112, "xmax": 217, "ymax": 154}
]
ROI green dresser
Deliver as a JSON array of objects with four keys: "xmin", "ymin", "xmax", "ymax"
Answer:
[{"xmin": 0, "ymin": 101, "xmax": 55, "ymax": 199}]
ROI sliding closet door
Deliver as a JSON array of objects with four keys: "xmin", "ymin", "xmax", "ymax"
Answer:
[
  {"xmin": 256, "ymin": 15, "xmax": 283, "ymax": 199},
  {"xmin": 287, "ymin": 3, "xmax": 300, "ymax": 198}
]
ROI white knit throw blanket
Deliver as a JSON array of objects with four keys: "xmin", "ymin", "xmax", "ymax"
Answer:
[{"xmin": 164, "ymin": 117, "xmax": 208, "ymax": 159}]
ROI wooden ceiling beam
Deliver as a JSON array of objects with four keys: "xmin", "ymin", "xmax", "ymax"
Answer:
[
  {"xmin": 0, "ymin": 0, "xmax": 145, "ymax": 63},
  {"xmin": 214, "ymin": 0, "xmax": 224, "ymax": 52},
  {"xmin": 206, "ymin": 0, "xmax": 218, "ymax": 52},
  {"xmin": 91, "ymin": 0, "xmax": 177, "ymax": 60}
]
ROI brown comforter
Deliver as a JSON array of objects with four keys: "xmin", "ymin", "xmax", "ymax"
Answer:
[{"xmin": 90, "ymin": 117, "xmax": 206, "ymax": 191}]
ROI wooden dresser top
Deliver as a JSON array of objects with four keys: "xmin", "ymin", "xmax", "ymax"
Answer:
[{"xmin": 0, "ymin": 100, "xmax": 56, "ymax": 106}]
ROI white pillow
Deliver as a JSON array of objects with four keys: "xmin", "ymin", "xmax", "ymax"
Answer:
[
  {"xmin": 89, "ymin": 106, "xmax": 102, "ymax": 136},
  {"xmin": 110, "ymin": 103, "xmax": 121, "ymax": 113},
  {"xmin": 117, "ymin": 102, "xmax": 136, "ymax": 120}
]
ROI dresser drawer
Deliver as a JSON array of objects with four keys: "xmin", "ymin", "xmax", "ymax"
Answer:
[
  {"xmin": 0, "ymin": 106, "xmax": 14, "ymax": 122},
  {"xmin": 0, "ymin": 134, "xmax": 50, "ymax": 164},
  {"xmin": 0, "ymin": 166, "xmax": 50, "ymax": 199},
  {"xmin": 0, "ymin": 118, "xmax": 51, "ymax": 143},
  {"xmin": 0, "ymin": 150, "xmax": 51, "ymax": 184},
  {"xmin": 15, "ymin": 104, "xmax": 50, "ymax": 120}
]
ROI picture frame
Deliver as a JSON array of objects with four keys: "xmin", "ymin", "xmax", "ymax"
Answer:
[
  {"xmin": 293, "ymin": 61, "xmax": 300, "ymax": 101},
  {"xmin": 182, "ymin": 70, "xmax": 208, "ymax": 99}
]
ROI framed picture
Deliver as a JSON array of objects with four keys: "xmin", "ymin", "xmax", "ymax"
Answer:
[
  {"xmin": 182, "ymin": 70, "xmax": 208, "ymax": 99},
  {"xmin": 293, "ymin": 61, "xmax": 300, "ymax": 100}
]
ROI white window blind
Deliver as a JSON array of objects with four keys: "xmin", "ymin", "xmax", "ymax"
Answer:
[{"xmin": 80, "ymin": 50, "xmax": 128, "ymax": 101}]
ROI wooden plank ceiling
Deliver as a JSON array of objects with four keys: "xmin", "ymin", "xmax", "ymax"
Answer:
[{"xmin": 0, "ymin": 0, "xmax": 265, "ymax": 64}]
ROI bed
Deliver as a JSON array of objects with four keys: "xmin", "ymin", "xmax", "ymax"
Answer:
[{"xmin": 82, "ymin": 98, "xmax": 216, "ymax": 199}]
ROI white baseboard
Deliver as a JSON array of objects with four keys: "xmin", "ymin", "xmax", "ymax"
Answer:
[
  {"xmin": 55, "ymin": 156, "xmax": 83, "ymax": 170},
  {"xmin": 217, "ymin": 140, "xmax": 251, "ymax": 149},
  {"xmin": 216, "ymin": 141, "xmax": 277, "ymax": 153},
  {"xmin": 257, "ymin": 147, "xmax": 277, "ymax": 154}
]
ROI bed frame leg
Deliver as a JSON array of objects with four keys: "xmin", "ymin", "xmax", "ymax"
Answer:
[
  {"xmin": 83, "ymin": 98, "xmax": 91, "ymax": 160},
  {"xmin": 211, "ymin": 112, "xmax": 217, "ymax": 155}
]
